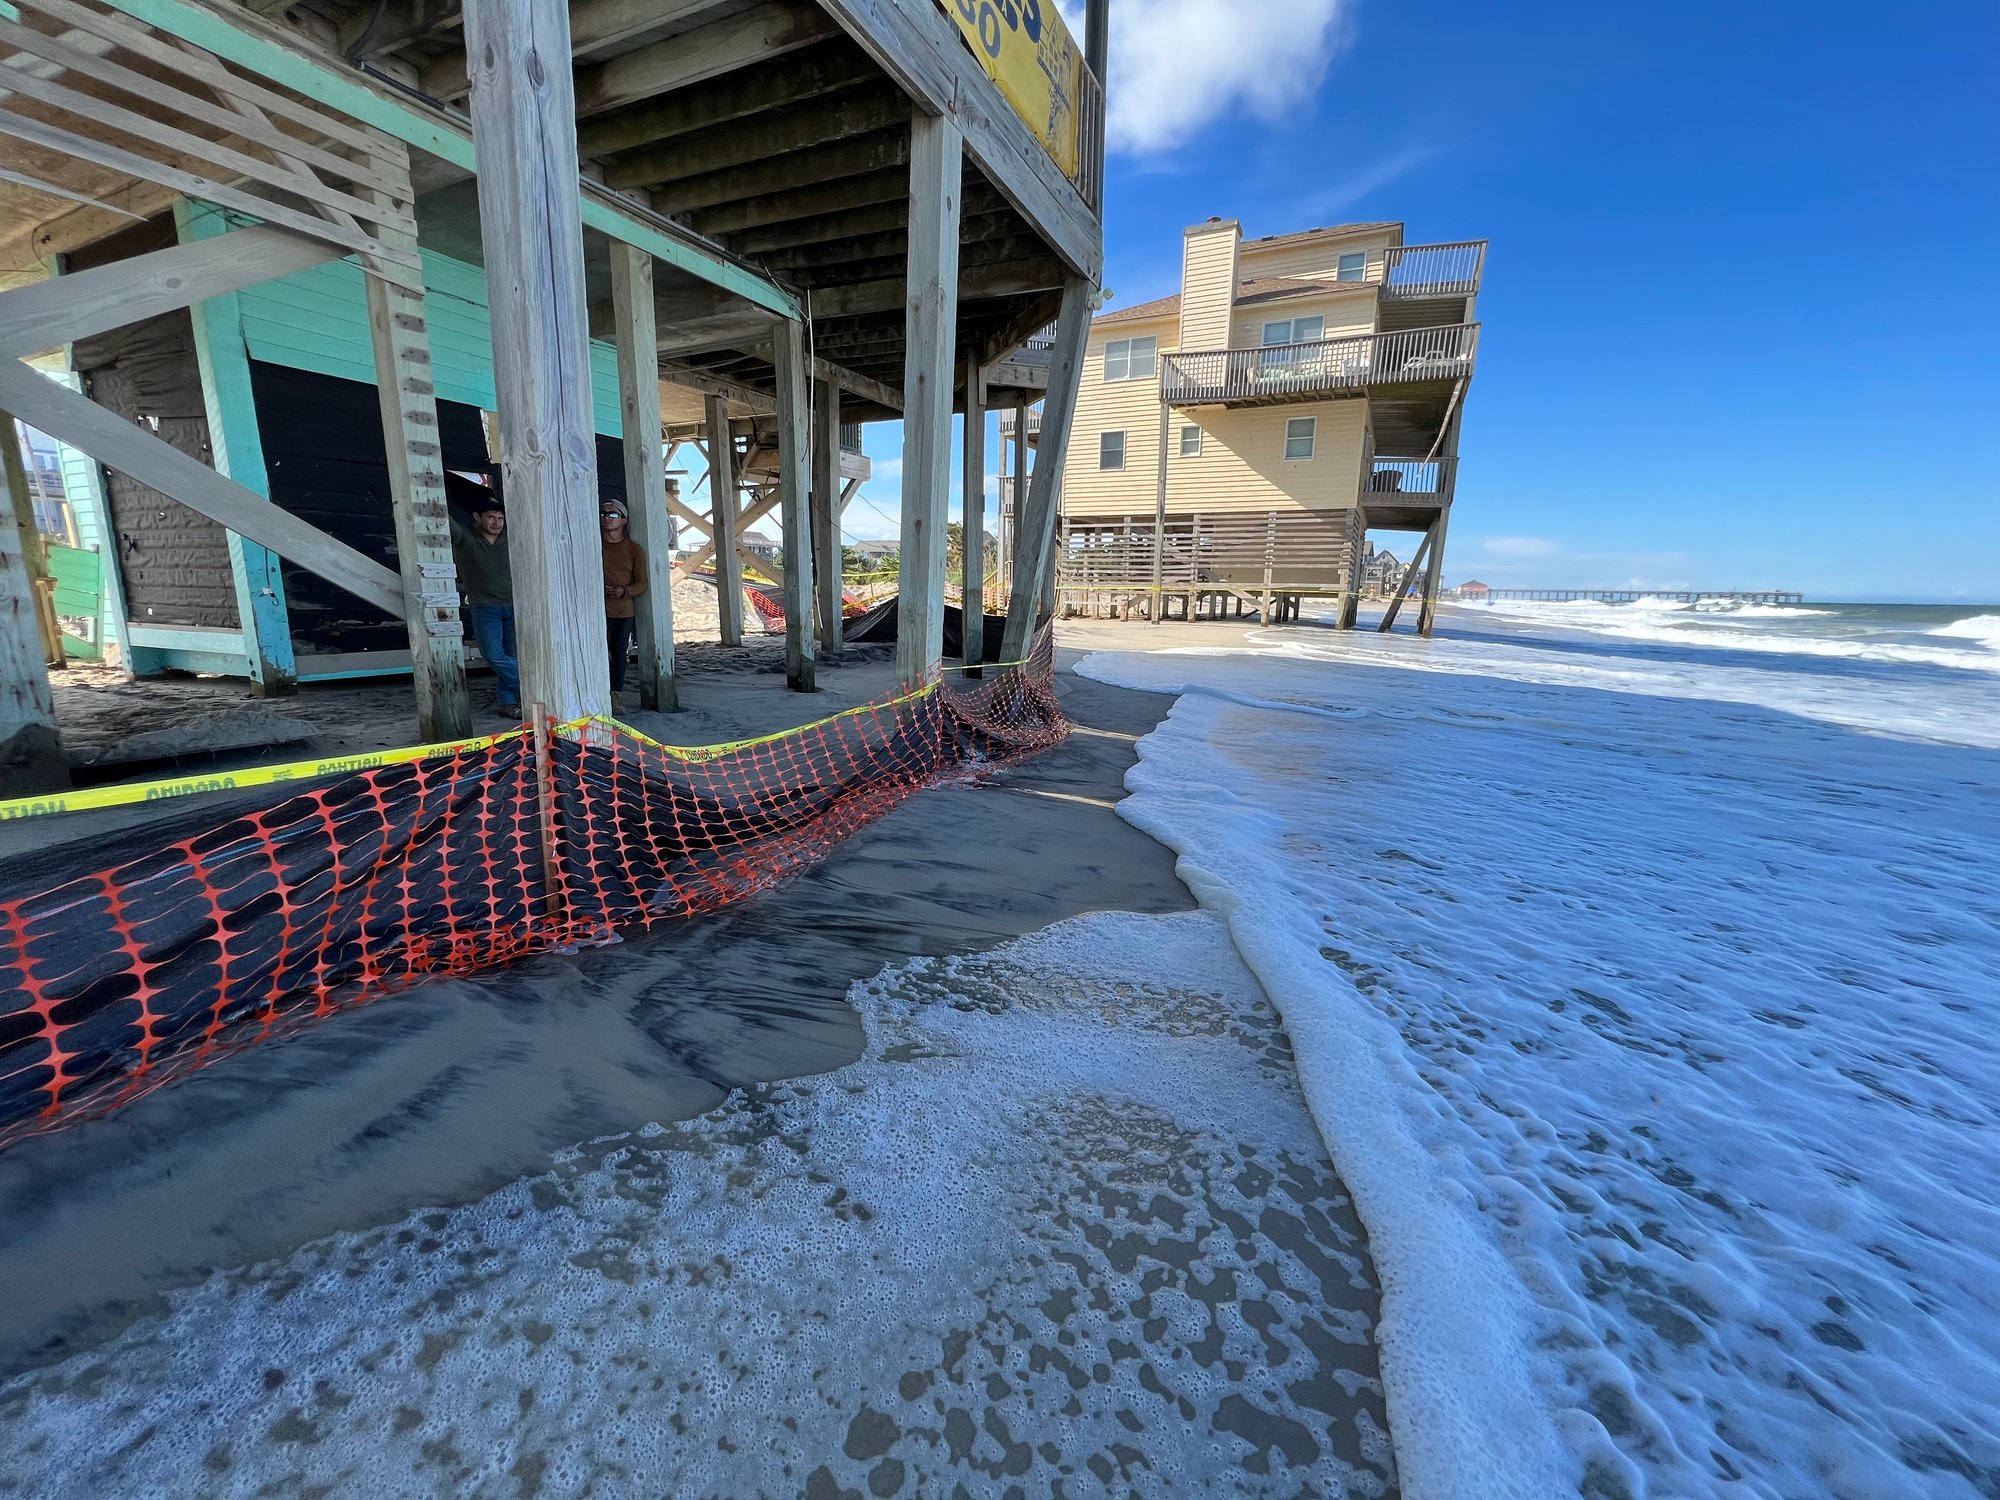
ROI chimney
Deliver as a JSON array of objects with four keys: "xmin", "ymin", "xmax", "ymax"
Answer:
[{"xmin": 1179, "ymin": 217, "xmax": 1242, "ymax": 352}]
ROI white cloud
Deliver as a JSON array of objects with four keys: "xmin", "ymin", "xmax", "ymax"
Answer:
[
  {"xmin": 1479, "ymin": 536, "xmax": 1562, "ymax": 558},
  {"xmin": 1063, "ymin": 0, "xmax": 1353, "ymax": 156}
]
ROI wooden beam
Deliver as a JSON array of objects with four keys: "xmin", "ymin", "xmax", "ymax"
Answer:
[
  {"xmin": 0, "ymin": 409, "xmax": 66, "ymax": 792},
  {"xmin": 361, "ymin": 138, "xmax": 473, "ymax": 740},
  {"xmin": 571, "ymin": 2, "xmax": 838, "ymax": 119},
  {"xmin": 684, "ymin": 168, "xmax": 908, "ymax": 237},
  {"xmin": 579, "ymin": 45, "xmax": 878, "ymax": 159},
  {"xmin": 1417, "ymin": 505, "xmax": 1451, "ymax": 638},
  {"xmin": 961, "ymin": 348, "xmax": 986, "ymax": 666},
  {"xmin": 0, "ymin": 358, "xmax": 403, "ymax": 616},
  {"xmin": 815, "ymin": 0, "xmax": 1101, "ymax": 282},
  {"xmin": 704, "ymin": 396, "xmax": 743, "ymax": 646},
  {"xmin": 644, "ymin": 128, "xmax": 910, "ymax": 217},
  {"xmin": 1007, "ymin": 390, "xmax": 1028, "ymax": 597},
  {"xmin": 812, "ymin": 259, "xmax": 1065, "ymax": 320},
  {"xmin": 603, "ymin": 88, "xmax": 906, "ymax": 191},
  {"xmin": 611, "ymin": 242, "xmax": 679, "ymax": 711},
  {"xmin": 465, "ymin": 0, "xmax": 608, "ymax": 720},
  {"xmin": 895, "ymin": 112, "xmax": 961, "ymax": 691},
  {"xmin": 754, "ymin": 209, "xmax": 1015, "ymax": 271},
  {"xmin": 811, "ymin": 374, "xmax": 841, "ymax": 657},
  {"xmin": 420, "ymin": 0, "xmax": 734, "ymax": 98},
  {"xmin": 786, "ymin": 232, "xmax": 1049, "ymax": 289},
  {"xmin": 660, "ymin": 358, "xmax": 776, "ymax": 413},
  {"xmin": 1001, "ymin": 278, "xmax": 1089, "ymax": 661},
  {"xmin": 772, "ymin": 322, "xmax": 815, "ymax": 691},
  {"xmin": 979, "ymin": 287, "xmax": 1063, "ymax": 366},
  {"xmin": 0, "ymin": 224, "xmax": 341, "ymax": 359},
  {"xmin": 728, "ymin": 196, "xmax": 909, "ymax": 256}
]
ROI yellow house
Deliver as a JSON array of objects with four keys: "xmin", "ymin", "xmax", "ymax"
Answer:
[{"xmin": 1051, "ymin": 218, "xmax": 1482, "ymax": 634}]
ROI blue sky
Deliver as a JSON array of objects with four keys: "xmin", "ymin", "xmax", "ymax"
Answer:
[{"xmin": 839, "ymin": 0, "xmax": 1998, "ymax": 601}]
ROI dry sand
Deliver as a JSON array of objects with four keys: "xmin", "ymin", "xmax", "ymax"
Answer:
[{"xmin": 0, "ymin": 619, "xmax": 1396, "ymax": 1495}]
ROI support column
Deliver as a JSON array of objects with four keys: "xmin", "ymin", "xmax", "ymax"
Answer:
[
  {"xmin": 772, "ymin": 321, "xmax": 815, "ymax": 692},
  {"xmin": 1008, "ymin": 392, "xmax": 1029, "ymax": 600},
  {"xmin": 0, "ymin": 416, "xmax": 66, "ymax": 793},
  {"xmin": 463, "ymin": 0, "xmax": 607, "ymax": 721},
  {"xmin": 5, "ymin": 418, "xmax": 65, "ymax": 671},
  {"xmin": 705, "ymin": 397, "xmax": 743, "ymax": 647},
  {"xmin": 895, "ymin": 111, "xmax": 962, "ymax": 692},
  {"xmin": 1150, "ymin": 400, "xmax": 1169, "ymax": 623},
  {"xmin": 1002, "ymin": 279, "xmax": 1091, "ymax": 662},
  {"xmin": 176, "ymin": 200, "xmax": 295, "ymax": 696},
  {"xmin": 361, "ymin": 141, "xmax": 472, "ymax": 740},
  {"xmin": 610, "ymin": 242, "xmax": 678, "ymax": 711},
  {"xmin": 1378, "ymin": 525, "xmax": 1435, "ymax": 634},
  {"xmin": 1418, "ymin": 505, "xmax": 1452, "ymax": 638},
  {"xmin": 960, "ymin": 350, "xmax": 986, "ymax": 667},
  {"xmin": 810, "ymin": 375, "xmax": 842, "ymax": 659},
  {"xmin": 1339, "ymin": 514, "xmax": 1366, "ymax": 629}
]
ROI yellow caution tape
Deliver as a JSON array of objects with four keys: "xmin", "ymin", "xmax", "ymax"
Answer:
[
  {"xmin": 585, "ymin": 681, "xmax": 938, "ymax": 762},
  {"xmin": 0, "ymin": 726, "xmax": 523, "ymax": 823}
]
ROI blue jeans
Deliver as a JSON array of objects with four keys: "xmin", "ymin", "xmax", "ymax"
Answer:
[{"xmin": 469, "ymin": 603, "xmax": 519, "ymax": 706}]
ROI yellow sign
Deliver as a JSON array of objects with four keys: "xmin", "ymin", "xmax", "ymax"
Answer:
[{"xmin": 938, "ymin": 0, "xmax": 1084, "ymax": 182}]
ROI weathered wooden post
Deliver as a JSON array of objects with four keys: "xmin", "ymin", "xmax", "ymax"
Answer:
[
  {"xmin": 1001, "ymin": 279, "xmax": 1090, "ymax": 662},
  {"xmin": 772, "ymin": 320, "xmax": 815, "ymax": 692},
  {"xmin": 463, "ymin": 0, "xmax": 608, "ymax": 721},
  {"xmin": 704, "ymin": 395, "xmax": 744, "ymax": 647},
  {"xmin": 895, "ymin": 111, "xmax": 962, "ymax": 692},
  {"xmin": 0, "ymin": 414, "xmax": 67, "ymax": 794},
  {"xmin": 810, "ymin": 375, "xmax": 842, "ymax": 659},
  {"xmin": 961, "ymin": 350, "xmax": 987, "ymax": 667},
  {"xmin": 610, "ymin": 242, "xmax": 678, "ymax": 710}
]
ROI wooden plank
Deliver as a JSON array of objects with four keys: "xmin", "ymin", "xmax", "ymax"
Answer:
[
  {"xmin": 604, "ymin": 88, "xmax": 907, "ymax": 190},
  {"xmin": 0, "ymin": 159, "xmax": 145, "ymax": 220},
  {"xmin": 684, "ymin": 168, "xmax": 908, "ymax": 237},
  {"xmin": 645, "ymin": 128, "xmax": 910, "ymax": 216},
  {"xmin": 810, "ymin": 373, "xmax": 841, "ymax": 657},
  {"xmin": 1377, "ymin": 527, "xmax": 1434, "ymax": 633},
  {"xmin": 0, "ymin": 59, "xmax": 417, "ymax": 234},
  {"xmin": 423, "ymin": 0, "xmax": 739, "ymax": 99},
  {"xmin": 727, "ymin": 196, "xmax": 909, "ymax": 256},
  {"xmin": 771, "ymin": 320, "xmax": 815, "ymax": 692},
  {"xmin": 704, "ymin": 396, "xmax": 743, "ymax": 646},
  {"xmin": 577, "ymin": 45, "xmax": 877, "ymax": 159},
  {"xmin": 573, "ymin": 2, "xmax": 838, "ymax": 119},
  {"xmin": 815, "ymin": 0, "xmax": 1100, "ymax": 282},
  {"xmin": 660, "ymin": 357, "xmax": 776, "ymax": 413},
  {"xmin": 0, "ymin": 223, "xmax": 342, "ymax": 358},
  {"xmin": 1001, "ymin": 277, "xmax": 1089, "ymax": 660},
  {"xmin": 0, "ymin": 407, "xmax": 68, "ymax": 792},
  {"xmin": 465, "ymin": 0, "xmax": 608, "ymax": 721},
  {"xmin": 0, "ymin": 107, "xmax": 407, "ymax": 266},
  {"xmin": 1417, "ymin": 505, "xmax": 1451, "ymax": 638},
  {"xmin": 1007, "ymin": 390, "xmax": 1028, "ymax": 597},
  {"xmin": 0, "ymin": 358, "xmax": 404, "ymax": 615},
  {"xmin": 361, "ymin": 137, "xmax": 473, "ymax": 740},
  {"xmin": 894, "ymin": 112, "xmax": 961, "ymax": 691},
  {"xmin": 677, "ymin": 471, "xmax": 779, "ymax": 573},
  {"xmin": 177, "ymin": 199, "xmax": 294, "ymax": 692},
  {"xmin": 37, "ymin": 0, "xmax": 401, "ymax": 161},
  {"xmin": 611, "ymin": 241, "xmax": 679, "ymax": 711}
]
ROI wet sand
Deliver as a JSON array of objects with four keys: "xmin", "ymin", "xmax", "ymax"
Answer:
[{"xmin": 0, "ymin": 625, "xmax": 1398, "ymax": 1495}]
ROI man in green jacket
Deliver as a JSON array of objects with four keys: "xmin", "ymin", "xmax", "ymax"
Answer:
[{"xmin": 448, "ymin": 489, "xmax": 520, "ymax": 717}]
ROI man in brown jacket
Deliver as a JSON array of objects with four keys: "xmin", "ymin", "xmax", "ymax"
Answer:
[{"xmin": 599, "ymin": 496, "xmax": 648, "ymax": 696}]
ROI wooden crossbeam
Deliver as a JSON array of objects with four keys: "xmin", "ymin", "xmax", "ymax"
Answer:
[
  {"xmin": 572, "ymin": 2, "xmax": 838, "ymax": 119},
  {"xmin": 603, "ymin": 89, "xmax": 907, "ymax": 191},
  {"xmin": 646, "ymin": 128, "xmax": 910, "ymax": 216},
  {"xmin": 684, "ymin": 168, "xmax": 908, "ymax": 237},
  {"xmin": 811, "ymin": 260, "xmax": 1065, "ymax": 320},
  {"xmin": 577, "ymin": 44, "xmax": 876, "ymax": 159},
  {"xmin": 422, "ymin": 0, "xmax": 738, "ymax": 99},
  {"xmin": 0, "ymin": 223, "xmax": 342, "ymax": 358},
  {"xmin": 679, "ymin": 485, "xmax": 779, "ymax": 575},
  {"xmin": 0, "ymin": 357, "xmax": 403, "ymax": 616}
]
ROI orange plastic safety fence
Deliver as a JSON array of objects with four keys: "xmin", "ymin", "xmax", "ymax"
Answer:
[{"xmin": 0, "ymin": 633, "xmax": 1066, "ymax": 1149}]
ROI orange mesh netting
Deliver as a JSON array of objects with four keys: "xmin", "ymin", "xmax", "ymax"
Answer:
[{"xmin": 0, "ymin": 633, "xmax": 1066, "ymax": 1149}]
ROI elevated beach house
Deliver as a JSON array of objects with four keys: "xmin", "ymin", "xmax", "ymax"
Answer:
[{"xmin": 1043, "ymin": 217, "xmax": 1482, "ymax": 635}]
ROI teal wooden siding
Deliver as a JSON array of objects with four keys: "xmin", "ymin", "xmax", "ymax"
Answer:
[{"xmin": 232, "ymin": 246, "xmax": 626, "ymax": 438}]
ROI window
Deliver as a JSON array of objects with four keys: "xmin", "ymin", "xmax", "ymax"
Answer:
[
  {"xmin": 1102, "ymin": 336, "xmax": 1157, "ymax": 382},
  {"xmin": 1336, "ymin": 251, "xmax": 1367, "ymax": 282},
  {"xmin": 1261, "ymin": 315, "xmax": 1326, "ymax": 347},
  {"xmin": 1284, "ymin": 417, "xmax": 1317, "ymax": 461},
  {"xmin": 1179, "ymin": 425, "xmax": 1203, "ymax": 457},
  {"xmin": 1099, "ymin": 431, "xmax": 1127, "ymax": 470}
]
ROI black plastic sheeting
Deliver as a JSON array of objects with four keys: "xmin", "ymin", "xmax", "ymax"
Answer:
[{"xmin": 843, "ymin": 596, "xmax": 1010, "ymax": 662}]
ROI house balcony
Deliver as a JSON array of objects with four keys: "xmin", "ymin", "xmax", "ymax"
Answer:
[
  {"xmin": 1363, "ymin": 457, "xmax": 1456, "ymax": 530},
  {"xmin": 1380, "ymin": 242, "xmax": 1486, "ymax": 299},
  {"xmin": 1160, "ymin": 323, "xmax": 1480, "ymax": 409}
]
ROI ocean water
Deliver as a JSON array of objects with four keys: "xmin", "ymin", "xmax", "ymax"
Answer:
[
  {"xmin": 0, "ymin": 911, "xmax": 1397, "ymax": 1498},
  {"xmin": 1077, "ymin": 601, "xmax": 2000, "ymax": 1498}
]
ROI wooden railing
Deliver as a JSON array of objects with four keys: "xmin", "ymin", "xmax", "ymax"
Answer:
[
  {"xmin": 1381, "ymin": 242, "xmax": 1486, "ymax": 298},
  {"xmin": 1366, "ymin": 457, "xmax": 1454, "ymax": 498},
  {"xmin": 1161, "ymin": 324, "xmax": 1480, "ymax": 406},
  {"xmin": 1076, "ymin": 64, "xmax": 1105, "ymax": 214}
]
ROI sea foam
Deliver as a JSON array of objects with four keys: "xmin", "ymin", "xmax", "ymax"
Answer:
[
  {"xmin": 1079, "ymin": 627, "xmax": 2000, "ymax": 1498},
  {"xmin": 0, "ymin": 912, "xmax": 1397, "ymax": 1498}
]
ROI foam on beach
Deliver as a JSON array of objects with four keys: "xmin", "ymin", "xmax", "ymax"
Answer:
[
  {"xmin": 0, "ymin": 912, "xmax": 1396, "ymax": 1498},
  {"xmin": 1078, "ymin": 618, "xmax": 2000, "ymax": 1497}
]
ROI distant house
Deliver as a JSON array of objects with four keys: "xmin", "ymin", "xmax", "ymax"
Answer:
[
  {"xmin": 1457, "ymin": 579, "xmax": 1491, "ymax": 599},
  {"xmin": 1360, "ymin": 541, "xmax": 1402, "ymax": 597},
  {"xmin": 848, "ymin": 539, "xmax": 898, "ymax": 568}
]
